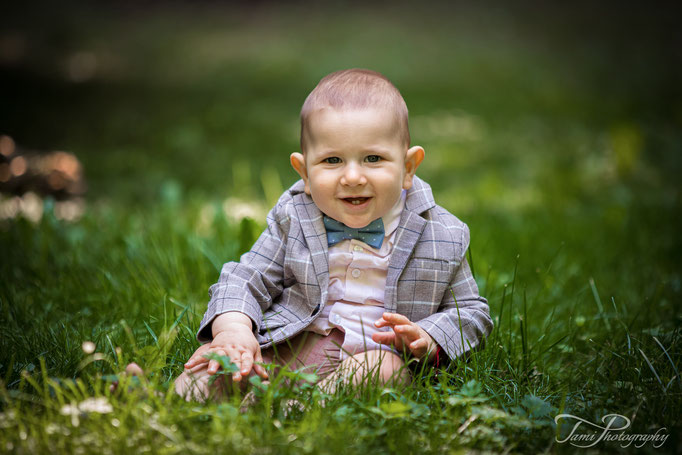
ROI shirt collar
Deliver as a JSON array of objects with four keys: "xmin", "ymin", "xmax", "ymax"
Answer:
[{"xmin": 382, "ymin": 190, "xmax": 406, "ymax": 237}]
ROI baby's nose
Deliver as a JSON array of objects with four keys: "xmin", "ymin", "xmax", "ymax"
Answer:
[{"xmin": 341, "ymin": 163, "xmax": 366, "ymax": 185}]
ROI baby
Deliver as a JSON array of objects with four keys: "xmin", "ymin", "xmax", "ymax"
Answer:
[{"xmin": 175, "ymin": 69, "xmax": 493, "ymax": 399}]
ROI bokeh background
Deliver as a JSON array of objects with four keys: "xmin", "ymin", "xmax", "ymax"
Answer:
[
  {"xmin": 3, "ymin": 0, "xmax": 681, "ymax": 297},
  {"xmin": 1, "ymin": 0, "xmax": 681, "ymax": 449},
  {"xmin": 2, "ymin": 1, "xmax": 680, "ymax": 204}
]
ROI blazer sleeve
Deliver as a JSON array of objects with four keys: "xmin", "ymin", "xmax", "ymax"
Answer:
[
  {"xmin": 196, "ymin": 202, "xmax": 289, "ymax": 343},
  {"xmin": 416, "ymin": 223, "xmax": 494, "ymax": 360}
]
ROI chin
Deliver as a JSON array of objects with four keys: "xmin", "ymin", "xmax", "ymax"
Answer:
[{"xmin": 342, "ymin": 217, "xmax": 373, "ymax": 228}]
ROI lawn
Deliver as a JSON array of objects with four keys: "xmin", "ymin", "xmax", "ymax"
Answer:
[{"xmin": 1, "ymin": 2, "xmax": 681, "ymax": 453}]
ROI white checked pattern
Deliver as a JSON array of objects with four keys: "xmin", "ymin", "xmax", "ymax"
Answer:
[{"xmin": 197, "ymin": 176, "xmax": 493, "ymax": 360}]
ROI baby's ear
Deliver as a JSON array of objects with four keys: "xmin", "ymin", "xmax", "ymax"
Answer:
[
  {"xmin": 290, "ymin": 152, "xmax": 311, "ymax": 194},
  {"xmin": 403, "ymin": 146, "xmax": 425, "ymax": 190}
]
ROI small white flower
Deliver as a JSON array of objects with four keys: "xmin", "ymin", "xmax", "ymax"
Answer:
[
  {"xmin": 60, "ymin": 403, "xmax": 80, "ymax": 427},
  {"xmin": 82, "ymin": 341, "xmax": 96, "ymax": 354},
  {"xmin": 60, "ymin": 404, "xmax": 78, "ymax": 415},
  {"xmin": 78, "ymin": 397, "xmax": 113, "ymax": 414}
]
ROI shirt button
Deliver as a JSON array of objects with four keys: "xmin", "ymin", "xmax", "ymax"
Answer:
[
  {"xmin": 353, "ymin": 245, "xmax": 363, "ymax": 252},
  {"xmin": 351, "ymin": 269, "xmax": 362, "ymax": 278}
]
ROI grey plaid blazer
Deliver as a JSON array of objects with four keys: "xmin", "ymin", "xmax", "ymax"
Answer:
[{"xmin": 197, "ymin": 176, "xmax": 493, "ymax": 360}]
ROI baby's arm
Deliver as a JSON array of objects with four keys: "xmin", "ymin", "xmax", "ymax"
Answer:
[
  {"xmin": 184, "ymin": 311, "xmax": 268, "ymax": 382},
  {"xmin": 415, "ymin": 223, "xmax": 493, "ymax": 360},
  {"xmin": 373, "ymin": 313, "xmax": 438, "ymax": 361},
  {"xmin": 376, "ymin": 222, "xmax": 493, "ymax": 363},
  {"xmin": 191, "ymin": 198, "xmax": 292, "ymax": 379}
]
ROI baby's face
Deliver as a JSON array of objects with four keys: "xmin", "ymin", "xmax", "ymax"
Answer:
[{"xmin": 291, "ymin": 107, "xmax": 423, "ymax": 228}]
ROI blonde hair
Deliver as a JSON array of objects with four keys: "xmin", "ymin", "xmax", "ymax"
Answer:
[{"xmin": 300, "ymin": 69, "xmax": 410, "ymax": 151}]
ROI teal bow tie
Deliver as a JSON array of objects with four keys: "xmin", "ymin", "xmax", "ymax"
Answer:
[{"xmin": 322, "ymin": 216, "xmax": 385, "ymax": 249}]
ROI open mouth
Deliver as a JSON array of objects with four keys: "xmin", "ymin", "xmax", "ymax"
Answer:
[{"xmin": 343, "ymin": 197, "xmax": 370, "ymax": 205}]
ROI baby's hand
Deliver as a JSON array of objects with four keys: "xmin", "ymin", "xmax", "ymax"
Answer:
[
  {"xmin": 372, "ymin": 312, "xmax": 437, "ymax": 361},
  {"xmin": 183, "ymin": 322, "xmax": 268, "ymax": 382}
]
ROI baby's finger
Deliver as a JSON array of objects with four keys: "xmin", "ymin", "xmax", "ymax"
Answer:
[
  {"xmin": 184, "ymin": 356, "xmax": 200, "ymax": 369},
  {"xmin": 375, "ymin": 313, "xmax": 410, "ymax": 329},
  {"xmin": 371, "ymin": 331, "xmax": 397, "ymax": 346},
  {"xmin": 185, "ymin": 346, "xmax": 210, "ymax": 368},
  {"xmin": 253, "ymin": 351, "xmax": 269, "ymax": 379},
  {"xmin": 238, "ymin": 352, "xmax": 254, "ymax": 379},
  {"xmin": 186, "ymin": 353, "xmax": 209, "ymax": 368},
  {"xmin": 188, "ymin": 362, "xmax": 209, "ymax": 374},
  {"xmin": 382, "ymin": 312, "xmax": 412, "ymax": 325},
  {"xmin": 409, "ymin": 338, "xmax": 428, "ymax": 357},
  {"xmin": 207, "ymin": 348, "xmax": 227, "ymax": 375},
  {"xmin": 374, "ymin": 317, "xmax": 392, "ymax": 328},
  {"xmin": 223, "ymin": 348, "xmax": 244, "ymax": 381},
  {"xmin": 394, "ymin": 324, "xmax": 421, "ymax": 343}
]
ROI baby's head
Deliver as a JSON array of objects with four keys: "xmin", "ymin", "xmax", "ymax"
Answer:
[
  {"xmin": 299, "ymin": 69, "xmax": 411, "ymax": 151},
  {"xmin": 291, "ymin": 69, "xmax": 424, "ymax": 228}
]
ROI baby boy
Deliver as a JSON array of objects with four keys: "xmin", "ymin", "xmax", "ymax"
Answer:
[{"xmin": 175, "ymin": 69, "xmax": 493, "ymax": 399}]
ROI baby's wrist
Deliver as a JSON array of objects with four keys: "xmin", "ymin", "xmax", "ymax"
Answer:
[{"xmin": 212, "ymin": 312, "xmax": 253, "ymax": 337}]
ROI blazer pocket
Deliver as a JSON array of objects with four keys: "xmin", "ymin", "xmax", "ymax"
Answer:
[
  {"xmin": 401, "ymin": 261, "xmax": 452, "ymax": 291},
  {"xmin": 414, "ymin": 267, "xmax": 451, "ymax": 287},
  {"xmin": 411, "ymin": 257, "xmax": 450, "ymax": 271},
  {"xmin": 397, "ymin": 264, "xmax": 452, "ymax": 320},
  {"xmin": 418, "ymin": 267, "xmax": 451, "ymax": 315}
]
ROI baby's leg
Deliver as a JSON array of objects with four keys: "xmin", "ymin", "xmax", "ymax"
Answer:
[
  {"xmin": 174, "ymin": 364, "xmax": 228, "ymax": 402},
  {"xmin": 318, "ymin": 349, "xmax": 411, "ymax": 393},
  {"xmin": 173, "ymin": 330, "xmax": 343, "ymax": 402},
  {"xmin": 174, "ymin": 353, "xmax": 274, "ymax": 402}
]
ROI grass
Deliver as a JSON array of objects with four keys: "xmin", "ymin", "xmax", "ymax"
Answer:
[
  {"xmin": 1, "ymin": 200, "xmax": 565, "ymax": 454},
  {"xmin": 1, "ymin": 1, "xmax": 681, "ymax": 453}
]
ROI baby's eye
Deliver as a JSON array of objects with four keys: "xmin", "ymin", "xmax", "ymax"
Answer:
[
  {"xmin": 365, "ymin": 155, "xmax": 381, "ymax": 163},
  {"xmin": 324, "ymin": 157, "xmax": 341, "ymax": 164}
]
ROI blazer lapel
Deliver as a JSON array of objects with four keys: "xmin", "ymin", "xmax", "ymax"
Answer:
[
  {"xmin": 384, "ymin": 211, "xmax": 426, "ymax": 312},
  {"xmin": 292, "ymin": 192, "xmax": 330, "ymax": 302},
  {"xmin": 384, "ymin": 176, "xmax": 436, "ymax": 312}
]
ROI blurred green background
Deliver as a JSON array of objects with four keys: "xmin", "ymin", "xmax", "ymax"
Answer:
[{"xmin": 2, "ymin": 1, "xmax": 679, "ymax": 202}]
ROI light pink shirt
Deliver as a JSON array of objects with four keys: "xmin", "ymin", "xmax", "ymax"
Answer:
[{"xmin": 306, "ymin": 191, "xmax": 406, "ymax": 357}]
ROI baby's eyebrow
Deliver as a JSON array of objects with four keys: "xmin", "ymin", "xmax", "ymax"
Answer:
[
  {"xmin": 361, "ymin": 146, "xmax": 392, "ymax": 154},
  {"xmin": 317, "ymin": 149, "xmax": 339, "ymax": 158}
]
